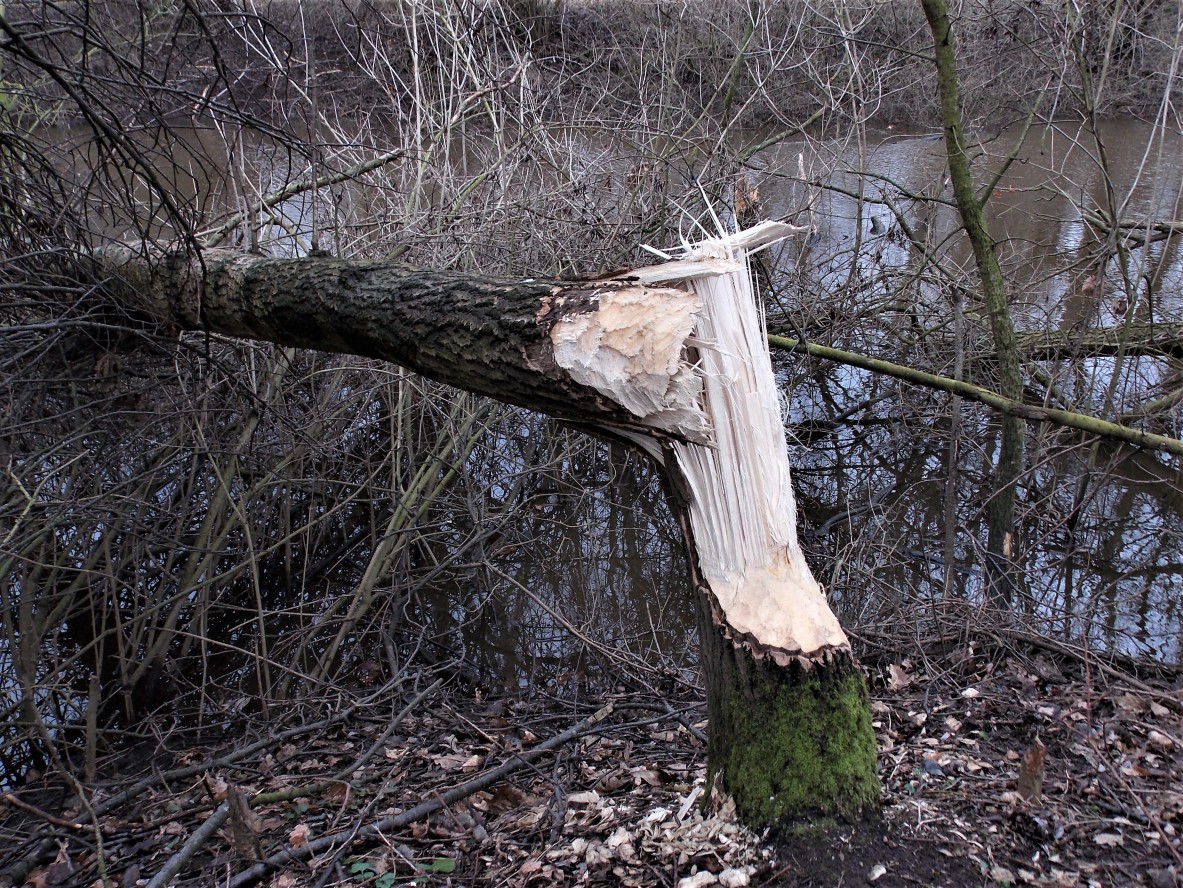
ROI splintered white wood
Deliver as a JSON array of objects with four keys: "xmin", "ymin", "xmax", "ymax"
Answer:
[
  {"xmin": 547, "ymin": 283, "xmax": 711, "ymax": 443},
  {"xmin": 633, "ymin": 221, "xmax": 849, "ymax": 660}
]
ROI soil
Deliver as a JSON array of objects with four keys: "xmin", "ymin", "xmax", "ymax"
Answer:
[{"xmin": 1, "ymin": 631, "xmax": 1180, "ymax": 888}]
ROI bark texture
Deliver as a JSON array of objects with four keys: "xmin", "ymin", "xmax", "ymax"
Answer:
[
  {"xmin": 695, "ymin": 584, "xmax": 878, "ymax": 829},
  {"xmin": 96, "ymin": 246, "xmax": 707, "ymax": 443},
  {"xmin": 921, "ymin": 0, "xmax": 1025, "ymax": 604}
]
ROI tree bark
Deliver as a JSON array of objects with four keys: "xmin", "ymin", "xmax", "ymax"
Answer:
[
  {"xmin": 674, "ymin": 497, "xmax": 878, "ymax": 829},
  {"xmin": 1013, "ymin": 323, "xmax": 1183, "ymax": 360},
  {"xmin": 96, "ymin": 245, "xmax": 710, "ymax": 444},
  {"xmin": 94, "ymin": 228, "xmax": 880, "ymax": 830}
]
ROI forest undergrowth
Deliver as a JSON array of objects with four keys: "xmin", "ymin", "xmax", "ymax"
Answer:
[
  {"xmin": 2, "ymin": 629, "xmax": 1181, "ymax": 887},
  {"xmin": 2, "ymin": 0, "xmax": 1183, "ymax": 884}
]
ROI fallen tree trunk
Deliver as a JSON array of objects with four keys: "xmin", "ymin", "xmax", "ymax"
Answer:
[{"xmin": 95, "ymin": 223, "xmax": 879, "ymax": 829}]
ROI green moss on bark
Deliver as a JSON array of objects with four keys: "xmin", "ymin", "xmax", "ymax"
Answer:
[{"xmin": 707, "ymin": 650, "xmax": 879, "ymax": 831}]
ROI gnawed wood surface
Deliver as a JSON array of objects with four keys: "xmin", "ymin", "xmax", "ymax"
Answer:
[{"xmin": 626, "ymin": 222, "xmax": 849, "ymax": 662}]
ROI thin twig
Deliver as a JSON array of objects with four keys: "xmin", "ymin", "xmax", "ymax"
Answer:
[
  {"xmin": 227, "ymin": 701, "xmax": 616, "ymax": 888},
  {"xmin": 0, "ymin": 793, "xmax": 83, "ymax": 830}
]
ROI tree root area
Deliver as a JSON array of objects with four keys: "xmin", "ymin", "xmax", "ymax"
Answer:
[{"xmin": 2, "ymin": 637, "xmax": 1180, "ymax": 888}]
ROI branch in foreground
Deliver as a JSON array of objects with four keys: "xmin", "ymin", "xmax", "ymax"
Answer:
[
  {"xmin": 768, "ymin": 334, "xmax": 1183, "ymax": 457},
  {"xmin": 226, "ymin": 702, "xmax": 617, "ymax": 888}
]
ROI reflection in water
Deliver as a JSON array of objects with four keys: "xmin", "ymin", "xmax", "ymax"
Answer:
[
  {"xmin": 752, "ymin": 120, "xmax": 1183, "ymax": 662},
  {"xmin": 409, "ymin": 430, "xmax": 694, "ymax": 695},
  {"xmin": 8, "ymin": 121, "xmax": 1179, "ymax": 778}
]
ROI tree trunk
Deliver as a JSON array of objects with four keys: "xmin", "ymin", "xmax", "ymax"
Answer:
[
  {"xmin": 672, "ymin": 496, "xmax": 879, "ymax": 828},
  {"xmin": 699, "ymin": 609, "xmax": 878, "ymax": 827},
  {"xmin": 920, "ymin": 0, "xmax": 1026, "ymax": 606},
  {"xmin": 95, "ymin": 224, "xmax": 880, "ymax": 829}
]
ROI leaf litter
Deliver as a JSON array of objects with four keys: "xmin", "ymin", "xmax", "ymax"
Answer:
[{"xmin": 1, "ymin": 632, "xmax": 1180, "ymax": 887}]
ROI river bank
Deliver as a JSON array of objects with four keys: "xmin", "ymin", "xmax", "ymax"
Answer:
[{"xmin": 10, "ymin": 1, "xmax": 1176, "ymax": 134}]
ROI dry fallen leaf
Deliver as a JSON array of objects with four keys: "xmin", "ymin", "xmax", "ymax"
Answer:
[
  {"xmin": 1093, "ymin": 831, "xmax": 1124, "ymax": 846},
  {"xmin": 431, "ymin": 752, "xmax": 476, "ymax": 771},
  {"xmin": 488, "ymin": 784, "xmax": 527, "ymax": 813},
  {"xmin": 1017, "ymin": 736, "xmax": 1046, "ymax": 801},
  {"xmin": 1147, "ymin": 730, "xmax": 1175, "ymax": 751},
  {"xmin": 1114, "ymin": 694, "xmax": 1146, "ymax": 715},
  {"xmin": 887, "ymin": 663, "xmax": 915, "ymax": 691},
  {"xmin": 630, "ymin": 766, "xmax": 662, "ymax": 787},
  {"xmin": 288, "ymin": 823, "xmax": 310, "ymax": 848},
  {"xmin": 990, "ymin": 866, "xmax": 1016, "ymax": 884},
  {"xmin": 207, "ymin": 775, "xmax": 229, "ymax": 802}
]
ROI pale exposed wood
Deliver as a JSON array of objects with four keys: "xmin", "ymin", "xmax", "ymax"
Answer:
[
  {"xmin": 94, "ymin": 224, "xmax": 845, "ymax": 663},
  {"xmin": 633, "ymin": 221, "xmax": 849, "ymax": 662}
]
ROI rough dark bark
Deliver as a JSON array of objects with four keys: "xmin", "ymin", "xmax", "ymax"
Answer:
[
  {"xmin": 699, "ymin": 609, "xmax": 878, "ymax": 829},
  {"xmin": 1013, "ymin": 323, "xmax": 1183, "ymax": 360},
  {"xmin": 96, "ymin": 246, "xmax": 704, "ymax": 443}
]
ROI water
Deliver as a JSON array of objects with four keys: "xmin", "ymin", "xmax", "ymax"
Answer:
[
  {"xmin": 189, "ymin": 117, "xmax": 1183, "ymax": 669},
  {"xmin": 379, "ymin": 118, "xmax": 1183, "ymax": 682},
  {"xmin": 763, "ymin": 120, "xmax": 1181, "ymax": 654}
]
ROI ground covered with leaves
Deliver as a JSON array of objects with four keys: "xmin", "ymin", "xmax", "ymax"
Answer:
[{"xmin": 2, "ymin": 633, "xmax": 1180, "ymax": 888}]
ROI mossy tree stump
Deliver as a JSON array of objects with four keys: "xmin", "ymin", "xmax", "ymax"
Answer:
[{"xmin": 698, "ymin": 602, "xmax": 879, "ymax": 828}]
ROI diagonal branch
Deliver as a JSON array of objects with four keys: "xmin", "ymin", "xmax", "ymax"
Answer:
[{"xmin": 768, "ymin": 334, "xmax": 1183, "ymax": 457}]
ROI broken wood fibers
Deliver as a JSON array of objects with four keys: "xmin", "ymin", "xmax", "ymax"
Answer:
[
  {"xmin": 550, "ymin": 221, "xmax": 849, "ymax": 665},
  {"xmin": 96, "ymin": 222, "xmax": 849, "ymax": 668}
]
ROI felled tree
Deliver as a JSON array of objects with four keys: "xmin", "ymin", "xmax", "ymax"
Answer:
[{"xmin": 97, "ymin": 220, "xmax": 879, "ymax": 829}]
